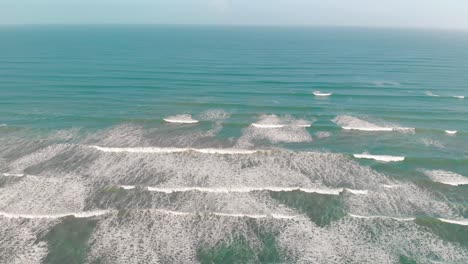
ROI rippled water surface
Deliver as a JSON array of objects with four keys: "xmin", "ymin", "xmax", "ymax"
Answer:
[{"xmin": 0, "ymin": 26, "xmax": 467, "ymax": 263}]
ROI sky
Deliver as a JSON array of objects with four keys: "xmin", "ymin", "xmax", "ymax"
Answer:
[{"xmin": 1, "ymin": 0, "xmax": 468, "ymax": 30}]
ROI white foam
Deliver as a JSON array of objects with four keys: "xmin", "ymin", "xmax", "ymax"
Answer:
[
  {"xmin": 334, "ymin": 116, "xmax": 414, "ymax": 132},
  {"xmin": 91, "ymin": 145, "xmax": 262, "ymax": 155},
  {"xmin": 211, "ymin": 212, "xmax": 301, "ymax": 220},
  {"xmin": 342, "ymin": 126, "xmax": 415, "ymax": 132},
  {"xmin": 313, "ymin": 91, "xmax": 333, "ymax": 97},
  {"xmin": 120, "ymin": 185, "xmax": 136, "ymax": 190},
  {"xmin": 190, "ymin": 148, "xmax": 260, "ymax": 154},
  {"xmin": 2, "ymin": 173, "xmax": 25, "ymax": 177},
  {"xmin": 348, "ymin": 213, "xmax": 415, "ymax": 222},
  {"xmin": 437, "ymin": 218, "xmax": 468, "ymax": 226},
  {"xmin": 315, "ymin": 131, "xmax": 331, "ymax": 139},
  {"xmin": 238, "ymin": 115, "xmax": 313, "ymax": 147},
  {"xmin": 92, "ymin": 146, "xmax": 189, "ymax": 153},
  {"xmin": 140, "ymin": 186, "xmax": 369, "ymax": 195},
  {"xmin": 346, "ymin": 189, "xmax": 369, "ymax": 195},
  {"xmin": 342, "ymin": 126, "xmax": 393, "ymax": 132},
  {"xmin": 0, "ymin": 124, "xmax": 6, "ymax": 127},
  {"xmin": 163, "ymin": 114, "xmax": 199, "ymax": 124},
  {"xmin": 353, "ymin": 154, "xmax": 405, "ymax": 162},
  {"xmin": 426, "ymin": 91, "xmax": 440, "ymax": 97},
  {"xmin": 422, "ymin": 170, "xmax": 468, "ymax": 186},
  {"xmin": 252, "ymin": 123, "xmax": 311, "ymax": 128},
  {"xmin": 0, "ymin": 210, "xmax": 111, "ymax": 219},
  {"xmin": 382, "ymin": 184, "xmax": 401, "ymax": 189},
  {"xmin": 453, "ymin": 95, "xmax": 465, "ymax": 99},
  {"xmin": 252, "ymin": 123, "xmax": 286, "ymax": 128},
  {"xmin": 147, "ymin": 186, "xmax": 337, "ymax": 195},
  {"xmin": 445, "ymin": 130, "xmax": 457, "ymax": 135}
]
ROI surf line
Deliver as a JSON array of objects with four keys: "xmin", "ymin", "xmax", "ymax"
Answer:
[
  {"xmin": 1, "ymin": 173, "xmax": 25, "ymax": 177},
  {"xmin": 251, "ymin": 123, "xmax": 311, "ymax": 128},
  {"xmin": 348, "ymin": 213, "xmax": 415, "ymax": 222},
  {"xmin": 0, "ymin": 209, "xmax": 303, "ymax": 220},
  {"xmin": 353, "ymin": 154, "xmax": 405, "ymax": 162},
  {"xmin": 90, "ymin": 145, "xmax": 265, "ymax": 155},
  {"xmin": 349, "ymin": 213, "xmax": 468, "ymax": 226},
  {"xmin": 0, "ymin": 210, "xmax": 111, "ymax": 219},
  {"xmin": 131, "ymin": 186, "xmax": 370, "ymax": 195}
]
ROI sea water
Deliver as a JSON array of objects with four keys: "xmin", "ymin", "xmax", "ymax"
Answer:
[{"xmin": 0, "ymin": 25, "xmax": 467, "ymax": 263}]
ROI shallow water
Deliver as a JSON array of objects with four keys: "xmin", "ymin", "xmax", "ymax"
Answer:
[{"xmin": 0, "ymin": 26, "xmax": 467, "ymax": 263}]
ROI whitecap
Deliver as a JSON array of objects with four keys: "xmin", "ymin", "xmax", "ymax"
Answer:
[
  {"xmin": 348, "ymin": 213, "xmax": 415, "ymax": 222},
  {"xmin": 92, "ymin": 145, "xmax": 189, "ymax": 153},
  {"xmin": 342, "ymin": 126, "xmax": 393, "ymax": 132},
  {"xmin": 426, "ymin": 91, "xmax": 440, "ymax": 97},
  {"xmin": 313, "ymin": 91, "xmax": 333, "ymax": 97},
  {"xmin": 212, "ymin": 212, "xmax": 302, "ymax": 220},
  {"xmin": 382, "ymin": 184, "xmax": 401, "ymax": 189},
  {"xmin": 0, "ymin": 210, "xmax": 112, "ymax": 219},
  {"xmin": 353, "ymin": 154, "xmax": 405, "ymax": 162},
  {"xmin": 453, "ymin": 95, "xmax": 465, "ymax": 99},
  {"xmin": 252, "ymin": 123, "xmax": 286, "ymax": 128},
  {"xmin": 238, "ymin": 115, "xmax": 313, "ymax": 146},
  {"xmin": 315, "ymin": 131, "xmax": 331, "ymax": 139},
  {"xmin": 346, "ymin": 189, "xmax": 369, "ymax": 195},
  {"xmin": 421, "ymin": 170, "xmax": 468, "ymax": 186},
  {"xmin": 145, "ymin": 186, "xmax": 366, "ymax": 195},
  {"xmin": 437, "ymin": 218, "xmax": 468, "ymax": 226},
  {"xmin": 445, "ymin": 130, "xmax": 457, "ymax": 135},
  {"xmin": 252, "ymin": 123, "xmax": 311, "ymax": 129},
  {"xmin": 120, "ymin": 185, "xmax": 136, "ymax": 190},
  {"xmin": 333, "ymin": 115, "xmax": 413, "ymax": 132},
  {"xmin": 91, "ymin": 145, "xmax": 262, "ymax": 155},
  {"xmin": 163, "ymin": 114, "xmax": 199, "ymax": 124},
  {"xmin": 2, "ymin": 173, "xmax": 25, "ymax": 177}
]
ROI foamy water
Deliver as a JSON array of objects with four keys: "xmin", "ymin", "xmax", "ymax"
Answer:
[
  {"xmin": 333, "ymin": 115, "xmax": 414, "ymax": 132},
  {"xmin": 2, "ymin": 26, "xmax": 468, "ymax": 262},
  {"xmin": 91, "ymin": 145, "xmax": 262, "ymax": 154},
  {"xmin": 353, "ymin": 153, "xmax": 405, "ymax": 162},
  {"xmin": 163, "ymin": 114, "xmax": 199, "ymax": 124},
  {"xmin": 142, "ymin": 186, "xmax": 368, "ymax": 195},
  {"xmin": 252, "ymin": 123, "xmax": 286, "ymax": 128},
  {"xmin": 422, "ymin": 170, "xmax": 468, "ymax": 186},
  {"xmin": 425, "ymin": 91, "xmax": 441, "ymax": 97},
  {"xmin": 438, "ymin": 218, "xmax": 468, "ymax": 226},
  {"xmin": 348, "ymin": 213, "xmax": 416, "ymax": 222},
  {"xmin": 237, "ymin": 115, "xmax": 313, "ymax": 147},
  {"xmin": 0, "ymin": 210, "xmax": 111, "ymax": 219},
  {"xmin": 313, "ymin": 91, "xmax": 333, "ymax": 97}
]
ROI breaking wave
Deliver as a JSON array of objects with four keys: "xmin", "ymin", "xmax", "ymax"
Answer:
[
  {"xmin": 353, "ymin": 153, "xmax": 405, "ymax": 162},
  {"xmin": 163, "ymin": 114, "xmax": 199, "ymax": 124},
  {"xmin": 238, "ymin": 115, "xmax": 313, "ymax": 147},
  {"xmin": 0, "ymin": 125, "xmax": 466, "ymax": 263},
  {"xmin": 422, "ymin": 170, "xmax": 468, "ymax": 186},
  {"xmin": 333, "ymin": 115, "xmax": 414, "ymax": 132}
]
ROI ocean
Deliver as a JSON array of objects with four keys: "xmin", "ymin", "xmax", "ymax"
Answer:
[{"xmin": 0, "ymin": 25, "xmax": 467, "ymax": 263}]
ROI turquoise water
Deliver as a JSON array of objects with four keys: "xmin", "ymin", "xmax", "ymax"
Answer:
[{"xmin": 0, "ymin": 26, "xmax": 467, "ymax": 263}]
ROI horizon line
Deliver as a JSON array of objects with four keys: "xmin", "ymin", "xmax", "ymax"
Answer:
[{"xmin": 0, "ymin": 23, "xmax": 467, "ymax": 33}]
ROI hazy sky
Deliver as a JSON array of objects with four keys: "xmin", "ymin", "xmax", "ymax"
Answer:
[{"xmin": 1, "ymin": 0, "xmax": 468, "ymax": 30}]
